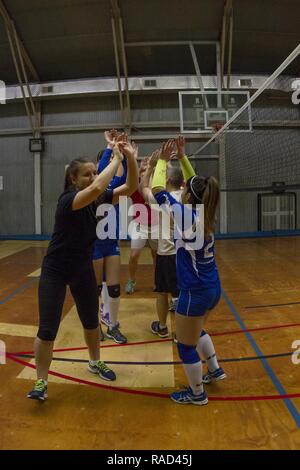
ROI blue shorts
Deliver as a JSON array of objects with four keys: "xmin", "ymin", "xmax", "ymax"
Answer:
[
  {"xmin": 93, "ymin": 240, "xmax": 120, "ymax": 260},
  {"xmin": 176, "ymin": 284, "xmax": 221, "ymax": 317}
]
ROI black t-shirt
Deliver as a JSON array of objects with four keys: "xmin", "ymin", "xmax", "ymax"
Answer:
[{"xmin": 45, "ymin": 188, "xmax": 113, "ymax": 265}]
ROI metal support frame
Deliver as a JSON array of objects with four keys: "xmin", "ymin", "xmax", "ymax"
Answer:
[
  {"xmin": 189, "ymin": 42, "xmax": 208, "ymax": 109},
  {"xmin": 125, "ymin": 40, "xmax": 218, "ymax": 47},
  {"xmin": 0, "ymin": 1, "xmax": 40, "ymax": 134},
  {"xmin": 111, "ymin": 16, "xmax": 125, "ymax": 126},
  {"xmin": 227, "ymin": 11, "xmax": 234, "ymax": 90},
  {"xmin": 125, "ymin": 39, "xmax": 222, "ymax": 114},
  {"xmin": 5, "ymin": 25, "xmax": 35, "ymax": 133},
  {"xmin": 33, "ymin": 102, "xmax": 42, "ymax": 235},
  {"xmin": 118, "ymin": 15, "xmax": 131, "ymax": 129},
  {"xmin": 220, "ymin": 0, "xmax": 233, "ymax": 87},
  {"xmin": 216, "ymin": 42, "xmax": 222, "ymax": 107},
  {"xmin": 0, "ymin": 0, "xmax": 39, "ymax": 82},
  {"xmin": 110, "ymin": 0, "xmax": 131, "ymax": 131}
]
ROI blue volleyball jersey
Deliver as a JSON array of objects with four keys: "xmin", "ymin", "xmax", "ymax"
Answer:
[{"xmin": 154, "ymin": 190, "xmax": 219, "ymax": 290}]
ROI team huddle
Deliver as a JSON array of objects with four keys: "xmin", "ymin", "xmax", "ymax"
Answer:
[{"xmin": 28, "ymin": 130, "xmax": 226, "ymax": 405}]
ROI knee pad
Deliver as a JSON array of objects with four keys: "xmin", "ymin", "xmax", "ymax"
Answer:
[
  {"xmin": 200, "ymin": 330, "xmax": 207, "ymax": 337},
  {"xmin": 177, "ymin": 342, "xmax": 200, "ymax": 364},
  {"xmin": 37, "ymin": 329, "xmax": 56, "ymax": 342},
  {"xmin": 98, "ymin": 284, "xmax": 103, "ymax": 297},
  {"xmin": 107, "ymin": 284, "xmax": 120, "ymax": 298}
]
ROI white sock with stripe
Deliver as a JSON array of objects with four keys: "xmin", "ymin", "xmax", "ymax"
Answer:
[
  {"xmin": 102, "ymin": 281, "xmax": 110, "ymax": 316},
  {"xmin": 108, "ymin": 296, "xmax": 120, "ymax": 329},
  {"xmin": 182, "ymin": 361, "xmax": 204, "ymax": 395},
  {"xmin": 197, "ymin": 332, "xmax": 219, "ymax": 372}
]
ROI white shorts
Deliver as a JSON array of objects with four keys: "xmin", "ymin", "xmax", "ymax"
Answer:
[{"xmin": 129, "ymin": 221, "xmax": 158, "ymax": 251}]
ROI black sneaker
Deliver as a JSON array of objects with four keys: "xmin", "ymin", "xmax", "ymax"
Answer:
[
  {"xmin": 88, "ymin": 360, "xmax": 116, "ymax": 381},
  {"xmin": 107, "ymin": 326, "xmax": 127, "ymax": 344},
  {"xmin": 151, "ymin": 321, "xmax": 169, "ymax": 338},
  {"xmin": 27, "ymin": 379, "xmax": 48, "ymax": 401}
]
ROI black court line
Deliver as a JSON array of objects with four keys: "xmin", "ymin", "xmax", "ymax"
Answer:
[
  {"xmin": 15, "ymin": 351, "xmax": 293, "ymax": 365},
  {"xmin": 245, "ymin": 301, "xmax": 300, "ymax": 309}
]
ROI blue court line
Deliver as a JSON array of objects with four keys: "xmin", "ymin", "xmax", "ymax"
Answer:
[
  {"xmin": 0, "ymin": 279, "xmax": 38, "ymax": 306},
  {"xmin": 222, "ymin": 289, "xmax": 300, "ymax": 428}
]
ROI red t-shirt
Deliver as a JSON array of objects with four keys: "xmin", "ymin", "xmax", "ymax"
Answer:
[{"xmin": 130, "ymin": 190, "xmax": 159, "ymax": 227}]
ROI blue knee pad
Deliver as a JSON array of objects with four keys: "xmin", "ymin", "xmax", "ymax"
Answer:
[
  {"xmin": 177, "ymin": 342, "xmax": 200, "ymax": 364},
  {"xmin": 200, "ymin": 329, "xmax": 207, "ymax": 337}
]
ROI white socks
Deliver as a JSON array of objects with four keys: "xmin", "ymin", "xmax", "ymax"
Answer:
[
  {"xmin": 102, "ymin": 282, "xmax": 110, "ymax": 315},
  {"xmin": 108, "ymin": 296, "xmax": 120, "ymax": 329},
  {"xmin": 197, "ymin": 332, "xmax": 219, "ymax": 372},
  {"xmin": 182, "ymin": 361, "xmax": 204, "ymax": 395}
]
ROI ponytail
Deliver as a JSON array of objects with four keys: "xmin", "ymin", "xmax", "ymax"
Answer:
[
  {"xmin": 201, "ymin": 176, "xmax": 220, "ymax": 240},
  {"xmin": 186, "ymin": 175, "xmax": 220, "ymax": 240}
]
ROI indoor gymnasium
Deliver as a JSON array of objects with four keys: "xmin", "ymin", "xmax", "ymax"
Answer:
[{"xmin": 0, "ymin": 0, "xmax": 300, "ymax": 452}]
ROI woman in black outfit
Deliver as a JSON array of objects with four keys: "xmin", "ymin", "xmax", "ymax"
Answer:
[{"xmin": 28, "ymin": 137, "xmax": 138, "ymax": 401}]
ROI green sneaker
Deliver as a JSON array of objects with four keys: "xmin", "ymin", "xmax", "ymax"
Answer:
[
  {"xmin": 27, "ymin": 379, "xmax": 48, "ymax": 401},
  {"xmin": 88, "ymin": 360, "xmax": 116, "ymax": 381},
  {"xmin": 125, "ymin": 280, "xmax": 136, "ymax": 294}
]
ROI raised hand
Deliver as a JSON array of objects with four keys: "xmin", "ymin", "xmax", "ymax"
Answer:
[
  {"xmin": 175, "ymin": 135, "xmax": 186, "ymax": 159},
  {"xmin": 116, "ymin": 132, "xmax": 128, "ymax": 144},
  {"xmin": 104, "ymin": 129, "xmax": 119, "ymax": 147},
  {"xmin": 160, "ymin": 139, "xmax": 175, "ymax": 161},
  {"xmin": 131, "ymin": 141, "xmax": 139, "ymax": 160},
  {"xmin": 148, "ymin": 149, "xmax": 160, "ymax": 170},
  {"xmin": 118, "ymin": 139, "xmax": 136, "ymax": 159},
  {"xmin": 112, "ymin": 143, "xmax": 124, "ymax": 161}
]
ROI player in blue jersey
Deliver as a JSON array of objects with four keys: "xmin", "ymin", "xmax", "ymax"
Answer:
[
  {"xmin": 93, "ymin": 130, "xmax": 137, "ymax": 344},
  {"xmin": 151, "ymin": 136, "xmax": 226, "ymax": 405}
]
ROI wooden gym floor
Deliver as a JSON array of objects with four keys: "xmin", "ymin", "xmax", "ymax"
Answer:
[{"xmin": 0, "ymin": 237, "xmax": 300, "ymax": 450}]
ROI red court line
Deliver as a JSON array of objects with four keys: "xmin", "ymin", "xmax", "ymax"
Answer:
[
  {"xmin": 11, "ymin": 321, "xmax": 300, "ymax": 356},
  {"xmin": 11, "ymin": 338, "xmax": 172, "ymax": 356},
  {"xmin": 8, "ymin": 353, "xmax": 300, "ymax": 402}
]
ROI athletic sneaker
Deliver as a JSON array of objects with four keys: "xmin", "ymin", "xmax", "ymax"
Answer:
[
  {"xmin": 151, "ymin": 321, "xmax": 169, "ymax": 338},
  {"xmin": 170, "ymin": 387, "xmax": 208, "ymax": 405},
  {"xmin": 88, "ymin": 360, "xmax": 116, "ymax": 381},
  {"xmin": 203, "ymin": 367, "xmax": 227, "ymax": 384},
  {"xmin": 27, "ymin": 379, "xmax": 48, "ymax": 401},
  {"xmin": 107, "ymin": 326, "xmax": 127, "ymax": 344},
  {"xmin": 101, "ymin": 312, "xmax": 120, "ymax": 329},
  {"xmin": 125, "ymin": 280, "xmax": 136, "ymax": 294},
  {"xmin": 99, "ymin": 324, "xmax": 105, "ymax": 341}
]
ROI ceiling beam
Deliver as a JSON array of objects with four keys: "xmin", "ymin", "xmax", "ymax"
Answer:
[{"xmin": 0, "ymin": 0, "xmax": 40, "ymax": 82}]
